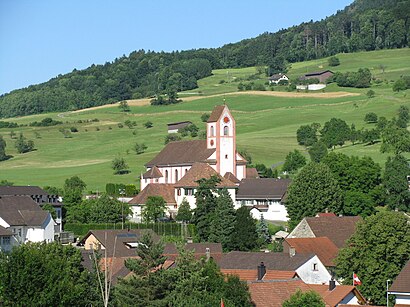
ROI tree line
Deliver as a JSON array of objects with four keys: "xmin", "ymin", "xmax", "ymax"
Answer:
[{"xmin": 1, "ymin": 0, "xmax": 409, "ymax": 118}]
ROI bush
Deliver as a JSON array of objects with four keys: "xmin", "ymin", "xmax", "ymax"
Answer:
[
  {"xmin": 201, "ymin": 113, "xmax": 210, "ymax": 122},
  {"xmin": 70, "ymin": 127, "xmax": 78, "ymax": 132},
  {"xmin": 364, "ymin": 112, "xmax": 378, "ymax": 123},
  {"xmin": 393, "ymin": 78, "xmax": 407, "ymax": 92},
  {"xmin": 134, "ymin": 143, "xmax": 147, "ymax": 154},
  {"xmin": 29, "ymin": 117, "xmax": 62, "ymax": 127},
  {"xmin": 367, "ymin": 89, "xmax": 375, "ymax": 98},
  {"xmin": 165, "ymin": 134, "xmax": 182, "ymax": 144},
  {"xmin": 118, "ymin": 123, "xmax": 124, "ymax": 128},
  {"xmin": 328, "ymin": 56, "xmax": 340, "ymax": 66},
  {"xmin": 144, "ymin": 121, "xmax": 153, "ymax": 128}
]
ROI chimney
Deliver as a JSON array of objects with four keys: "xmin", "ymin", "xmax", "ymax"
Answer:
[
  {"xmin": 257, "ymin": 262, "xmax": 266, "ymax": 280},
  {"xmin": 289, "ymin": 246, "xmax": 296, "ymax": 258},
  {"xmin": 205, "ymin": 247, "xmax": 210, "ymax": 261},
  {"xmin": 329, "ymin": 279, "xmax": 336, "ymax": 291}
]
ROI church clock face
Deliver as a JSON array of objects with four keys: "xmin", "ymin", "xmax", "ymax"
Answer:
[{"xmin": 223, "ymin": 116, "xmax": 230, "ymax": 123}]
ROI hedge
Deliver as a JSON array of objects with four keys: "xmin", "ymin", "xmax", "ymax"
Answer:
[{"xmin": 65, "ymin": 222, "xmax": 196, "ymax": 239}]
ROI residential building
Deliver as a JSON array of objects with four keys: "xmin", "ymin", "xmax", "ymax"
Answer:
[
  {"xmin": 219, "ymin": 250, "xmax": 332, "ymax": 285},
  {"xmin": 0, "ymin": 196, "xmax": 55, "ymax": 245},
  {"xmin": 287, "ymin": 214, "xmax": 362, "ymax": 248},
  {"xmin": 268, "ymin": 73, "xmax": 289, "ymax": 85},
  {"xmin": 0, "ymin": 186, "xmax": 63, "ymax": 233},
  {"xmin": 0, "ymin": 225, "xmax": 15, "ymax": 252},
  {"xmin": 248, "ymin": 278, "xmax": 366, "ymax": 307},
  {"xmin": 388, "ymin": 260, "xmax": 410, "ymax": 306},
  {"xmin": 235, "ymin": 178, "xmax": 291, "ymax": 222},
  {"xmin": 283, "ymin": 237, "xmax": 339, "ymax": 276}
]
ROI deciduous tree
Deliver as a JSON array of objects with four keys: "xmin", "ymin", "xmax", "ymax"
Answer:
[
  {"xmin": 143, "ymin": 196, "xmax": 167, "ymax": 223},
  {"xmin": 286, "ymin": 163, "xmax": 343, "ymax": 229},
  {"xmin": 283, "ymin": 290, "xmax": 325, "ymax": 307},
  {"xmin": 282, "ymin": 149, "xmax": 307, "ymax": 173},
  {"xmin": 383, "ymin": 154, "xmax": 410, "ymax": 211},
  {"xmin": 336, "ymin": 211, "xmax": 410, "ymax": 306}
]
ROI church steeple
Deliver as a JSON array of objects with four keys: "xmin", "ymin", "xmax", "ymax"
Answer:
[{"xmin": 207, "ymin": 105, "xmax": 236, "ymax": 176}]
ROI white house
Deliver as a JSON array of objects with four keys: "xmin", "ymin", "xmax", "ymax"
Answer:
[
  {"xmin": 268, "ymin": 73, "xmax": 289, "ymax": 85},
  {"xmin": 0, "ymin": 186, "xmax": 63, "ymax": 233},
  {"xmin": 235, "ymin": 178, "xmax": 291, "ymax": 222},
  {"xmin": 219, "ymin": 250, "xmax": 333, "ymax": 285},
  {"xmin": 0, "ymin": 196, "xmax": 55, "ymax": 245},
  {"xmin": 388, "ymin": 260, "xmax": 410, "ymax": 306}
]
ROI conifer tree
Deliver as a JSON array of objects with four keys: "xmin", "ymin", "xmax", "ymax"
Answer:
[
  {"xmin": 256, "ymin": 214, "xmax": 271, "ymax": 244},
  {"xmin": 208, "ymin": 189, "xmax": 236, "ymax": 250},
  {"xmin": 175, "ymin": 198, "xmax": 192, "ymax": 223},
  {"xmin": 230, "ymin": 206, "xmax": 259, "ymax": 251}
]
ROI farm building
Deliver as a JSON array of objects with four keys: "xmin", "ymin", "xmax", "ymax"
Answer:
[
  {"xmin": 167, "ymin": 121, "xmax": 192, "ymax": 133},
  {"xmin": 300, "ymin": 70, "xmax": 334, "ymax": 83},
  {"xmin": 268, "ymin": 73, "xmax": 289, "ymax": 84}
]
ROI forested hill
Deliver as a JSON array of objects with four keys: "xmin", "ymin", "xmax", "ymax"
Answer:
[{"xmin": 1, "ymin": 0, "xmax": 409, "ymax": 118}]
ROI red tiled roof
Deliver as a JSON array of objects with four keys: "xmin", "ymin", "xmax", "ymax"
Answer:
[
  {"xmin": 224, "ymin": 172, "xmax": 240, "ymax": 184},
  {"xmin": 145, "ymin": 140, "xmax": 215, "ymax": 167},
  {"xmin": 174, "ymin": 163, "xmax": 237, "ymax": 188},
  {"xmin": 221, "ymin": 269, "xmax": 297, "ymax": 282},
  {"xmin": 306, "ymin": 216, "xmax": 362, "ymax": 248},
  {"xmin": 390, "ymin": 260, "xmax": 410, "ymax": 293},
  {"xmin": 284, "ymin": 237, "xmax": 339, "ymax": 267},
  {"xmin": 128, "ymin": 184, "xmax": 176, "ymax": 205},
  {"xmin": 248, "ymin": 279, "xmax": 365, "ymax": 307},
  {"xmin": 316, "ymin": 212, "xmax": 337, "ymax": 217},
  {"xmin": 246, "ymin": 168, "xmax": 259, "ymax": 179},
  {"xmin": 142, "ymin": 166, "xmax": 163, "ymax": 179},
  {"xmin": 207, "ymin": 105, "xmax": 226, "ymax": 122}
]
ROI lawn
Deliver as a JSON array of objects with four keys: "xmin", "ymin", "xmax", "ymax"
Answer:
[{"xmin": 0, "ymin": 49, "xmax": 409, "ymax": 191}]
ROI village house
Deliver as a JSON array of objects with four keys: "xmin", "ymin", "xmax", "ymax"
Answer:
[
  {"xmin": 268, "ymin": 73, "xmax": 289, "ymax": 85},
  {"xmin": 287, "ymin": 213, "xmax": 362, "ymax": 248},
  {"xmin": 235, "ymin": 178, "xmax": 291, "ymax": 222},
  {"xmin": 0, "ymin": 195, "xmax": 56, "ymax": 249},
  {"xmin": 388, "ymin": 260, "xmax": 410, "ymax": 306},
  {"xmin": 248, "ymin": 278, "xmax": 366, "ymax": 307},
  {"xmin": 283, "ymin": 237, "xmax": 339, "ymax": 276},
  {"xmin": 0, "ymin": 186, "xmax": 63, "ymax": 233},
  {"xmin": 219, "ymin": 250, "xmax": 332, "ymax": 285}
]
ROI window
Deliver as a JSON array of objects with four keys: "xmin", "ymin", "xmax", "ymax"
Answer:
[
  {"xmin": 223, "ymin": 126, "xmax": 229, "ymax": 136},
  {"xmin": 175, "ymin": 169, "xmax": 179, "ymax": 182},
  {"xmin": 210, "ymin": 126, "xmax": 214, "ymax": 136},
  {"xmin": 155, "ymin": 179, "xmax": 158, "ymax": 183},
  {"xmin": 177, "ymin": 189, "xmax": 181, "ymax": 196},
  {"xmin": 165, "ymin": 170, "xmax": 169, "ymax": 183},
  {"xmin": 56, "ymin": 209, "xmax": 61, "ymax": 219},
  {"xmin": 2, "ymin": 236, "xmax": 10, "ymax": 245},
  {"xmin": 312, "ymin": 263, "xmax": 318, "ymax": 271},
  {"xmin": 185, "ymin": 188, "xmax": 193, "ymax": 196},
  {"xmin": 185, "ymin": 169, "xmax": 188, "ymax": 174},
  {"xmin": 225, "ymin": 154, "xmax": 228, "ymax": 159}
]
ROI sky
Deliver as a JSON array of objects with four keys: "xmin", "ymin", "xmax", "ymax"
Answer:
[{"xmin": 0, "ymin": 0, "xmax": 354, "ymax": 95}]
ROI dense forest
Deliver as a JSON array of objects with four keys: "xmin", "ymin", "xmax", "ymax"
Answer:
[{"xmin": 0, "ymin": 0, "xmax": 409, "ymax": 118}]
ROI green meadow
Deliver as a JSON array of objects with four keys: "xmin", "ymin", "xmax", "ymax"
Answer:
[{"xmin": 0, "ymin": 49, "xmax": 409, "ymax": 191}]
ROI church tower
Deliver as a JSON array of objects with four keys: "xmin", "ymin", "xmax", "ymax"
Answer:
[{"xmin": 207, "ymin": 105, "xmax": 237, "ymax": 177}]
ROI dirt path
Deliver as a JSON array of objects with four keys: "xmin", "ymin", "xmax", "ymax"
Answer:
[{"xmin": 59, "ymin": 90, "xmax": 360, "ymax": 116}]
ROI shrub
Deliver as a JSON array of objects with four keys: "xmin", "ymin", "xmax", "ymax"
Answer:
[
  {"xmin": 328, "ymin": 56, "xmax": 340, "ymax": 66},
  {"xmin": 144, "ymin": 121, "xmax": 153, "ymax": 128},
  {"xmin": 70, "ymin": 127, "xmax": 78, "ymax": 132},
  {"xmin": 165, "ymin": 134, "xmax": 182, "ymax": 144}
]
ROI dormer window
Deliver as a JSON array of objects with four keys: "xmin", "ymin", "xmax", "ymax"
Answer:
[{"xmin": 223, "ymin": 126, "xmax": 229, "ymax": 136}]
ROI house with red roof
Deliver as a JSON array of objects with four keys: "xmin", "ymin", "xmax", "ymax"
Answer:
[
  {"xmin": 388, "ymin": 260, "xmax": 410, "ymax": 306},
  {"xmin": 248, "ymin": 278, "xmax": 366, "ymax": 307}
]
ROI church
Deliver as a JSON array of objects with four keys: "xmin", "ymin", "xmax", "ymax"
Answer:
[{"xmin": 129, "ymin": 104, "xmax": 247, "ymax": 220}]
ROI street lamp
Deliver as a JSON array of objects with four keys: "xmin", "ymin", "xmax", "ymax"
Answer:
[{"xmin": 386, "ymin": 279, "xmax": 391, "ymax": 307}]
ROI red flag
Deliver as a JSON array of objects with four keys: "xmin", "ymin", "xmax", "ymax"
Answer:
[
  {"xmin": 220, "ymin": 298, "xmax": 224, "ymax": 307},
  {"xmin": 353, "ymin": 273, "xmax": 362, "ymax": 286}
]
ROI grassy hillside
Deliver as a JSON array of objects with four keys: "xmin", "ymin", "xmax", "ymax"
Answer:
[{"xmin": 0, "ymin": 49, "xmax": 409, "ymax": 191}]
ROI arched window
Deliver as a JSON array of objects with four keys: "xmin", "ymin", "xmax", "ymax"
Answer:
[
  {"xmin": 210, "ymin": 126, "xmax": 214, "ymax": 136},
  {"xmin": 175, "ymin": 169, "xmax": 179, "ymax": 182},
  {"xmin": 165, "ymin": 170, "xmax": 169, "ymax": 183},
  {"xmin": 223, "ymin": 126, "xmax": 229, "ymax": 136}
]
